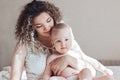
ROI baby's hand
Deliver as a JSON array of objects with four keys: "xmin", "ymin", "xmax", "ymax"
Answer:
[{"xmin": 104, "ymin": 69, "xmax": 113, "ymax": 75}]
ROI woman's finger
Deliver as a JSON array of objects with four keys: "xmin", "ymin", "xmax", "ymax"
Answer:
[
  {"xmin": 50, "ymin": 62, "xmax": 59, "ymax": 75},
  {"xmin": 56, "ymin": 68, "xmax": 63, "ymax": 76}
]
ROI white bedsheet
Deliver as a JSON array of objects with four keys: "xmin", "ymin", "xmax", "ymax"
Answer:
[
  {"xmin": 0, "ymin": 66, "xmax": 119, "ymax": 80},
  {"xmin": 0, "ymin": 66, "xmax": 27, "ymax": 80}
]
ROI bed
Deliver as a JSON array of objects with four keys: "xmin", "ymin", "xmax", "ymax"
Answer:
[
  {"xmin": 0, "ymin": 66, "xmax": 119, "ymax": 80},
  {"xmin": 97, "ymin": 66, "xmax": 120, "ymax": 80}
]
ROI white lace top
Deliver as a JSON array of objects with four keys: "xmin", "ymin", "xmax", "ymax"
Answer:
[{"xmin": 25, "ymin": 41, "xmax": 52, "ymax": 80}]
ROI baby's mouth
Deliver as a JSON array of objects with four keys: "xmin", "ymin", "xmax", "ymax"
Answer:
[{"xmin": 61, "ymin": 47, "xmax": 67, "ymax": 49}]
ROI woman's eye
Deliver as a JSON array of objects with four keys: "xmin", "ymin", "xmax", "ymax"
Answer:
[
  {"xmin": 36, "ymin": 24, "xmax": 43, "ymax": 28},
  {"xmin": 47, "ymin": 18, "xmax": 51, "ymax": 23}
]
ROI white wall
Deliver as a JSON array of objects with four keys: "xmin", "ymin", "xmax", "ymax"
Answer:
[
  {"xmin": 0, "ymin": 0, "xmax": 120, "ymax": 70},
  {"xmin": 51, "ymin": 0, "xmax": 120, "ymax": 60},
  {"xmin": 0, "ymin": 0, "xmax": 30, "ymax": 70}
]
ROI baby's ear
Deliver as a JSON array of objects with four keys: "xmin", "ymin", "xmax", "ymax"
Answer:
[{"xmin": 51, "ymin": 41, "xmax": 56, "ymax": 50}]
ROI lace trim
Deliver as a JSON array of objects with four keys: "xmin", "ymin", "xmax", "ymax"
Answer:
[{"xmin": 26, "ymin": 41, "xmax": 53, "ymax": 55}]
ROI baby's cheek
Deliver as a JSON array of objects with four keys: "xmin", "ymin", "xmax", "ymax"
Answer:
[{"xmin": 68, "ymin": 43, "xmax": 72, "ymax": 49}]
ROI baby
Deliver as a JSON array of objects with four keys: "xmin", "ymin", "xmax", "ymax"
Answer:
[{"xmin": 43, "ymin": 23, "xmax": 113, "ymax": 80}]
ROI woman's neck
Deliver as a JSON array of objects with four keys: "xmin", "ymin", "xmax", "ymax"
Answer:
[{"xmin": 38, "ymin": 35, "xmax": 52, "ymax": 47}]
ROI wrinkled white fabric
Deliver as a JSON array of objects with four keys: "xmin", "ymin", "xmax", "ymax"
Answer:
[
  {"xmin": 0, "ymin": 66, "xmax": 27, "ymax": 80},
  {"xmin": 0, "ymin": 66, "xmax": 11, "ymax": 80}
]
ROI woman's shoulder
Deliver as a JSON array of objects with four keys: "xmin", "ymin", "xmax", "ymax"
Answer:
[{"xmin": 14, "ymin": 41, "xmax": 27, "ymax": 56}]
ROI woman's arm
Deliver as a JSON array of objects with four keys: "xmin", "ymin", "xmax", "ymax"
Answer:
[
  {"xmin": 50, "ymin": 55, "xmax": 77, "ymax": 76},
  {"xmin": 42, "ymin": 64, "xmax": 51, "ymax": 80},
  {"xmin": 10, "ymin": 43, "xmax": 27, "ymax": 80},
  {"xmin": 42, "ymin": 55, "xmax": 53, "ymax": 80}
]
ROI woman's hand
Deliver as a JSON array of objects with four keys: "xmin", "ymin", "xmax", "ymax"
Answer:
[{"xmin": 50, "ymin": 55, "xmax": 77, "ymax": 76}]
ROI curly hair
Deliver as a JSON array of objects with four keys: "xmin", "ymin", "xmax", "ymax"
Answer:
[{"xmin": 15, "ymin": 0, "xmax": 62, "ymax": 43}]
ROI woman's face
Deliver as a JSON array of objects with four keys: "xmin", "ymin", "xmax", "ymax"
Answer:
[{"xmin": 33, "ymin": 12, "xmax": 54, "ymax": 38}]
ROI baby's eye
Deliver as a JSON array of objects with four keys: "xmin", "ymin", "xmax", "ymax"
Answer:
[
  {"xmin": 56, "ymin": 40, "xmax": 61, "ymax": 43},
  {"xmin": 65, "ymin": 39, "xmax": 68, "ymax": 41}
]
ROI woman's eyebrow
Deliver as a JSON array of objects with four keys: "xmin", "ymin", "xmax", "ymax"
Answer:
[
  {"xmin": 35, "ymin": 23, "xmax": 41, "ymax": 25},
  {"xmin": 34, "ymin": 23, "xmax": 42, "ymax": 26}
]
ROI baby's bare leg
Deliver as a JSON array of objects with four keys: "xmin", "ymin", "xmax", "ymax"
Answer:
[
  {"xmin": 78, "ymin": 68, "xmax": 93, "ymax": 80},
  {"xmin": 49, "ymin": 76, "xmax": 66, "ymax": 80}
]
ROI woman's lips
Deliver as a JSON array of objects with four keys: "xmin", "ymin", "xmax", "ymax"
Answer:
[{"xmin": 44, "ymin": 32, "xmax": 50, "ymax": 34}]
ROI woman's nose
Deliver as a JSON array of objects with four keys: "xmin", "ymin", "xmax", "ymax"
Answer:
[{"xmin": 44, "ymin": 24, "xmax": 50, "ymax": 32}]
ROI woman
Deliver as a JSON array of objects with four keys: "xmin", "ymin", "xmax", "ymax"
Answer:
[
  {"xmin": 10, "ymin": 0, "xmax": 76, "ymax": 80},
  {"xmin": 10, "ymin": 0, "xmax": 114, "ymax": 80}
]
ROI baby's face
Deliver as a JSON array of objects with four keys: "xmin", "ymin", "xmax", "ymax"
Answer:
[{"xmin": 51, "ymin": 28, "xmax": 72, "ymax": 54}]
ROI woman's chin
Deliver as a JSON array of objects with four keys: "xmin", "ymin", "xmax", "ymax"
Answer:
[
  {"xmin": 44, "ymin": 33, "xmax": 50, "ymax": 37},
  {"xmin": 44, "ymin": 34, "xmax": 50, "ymax": 38}
]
